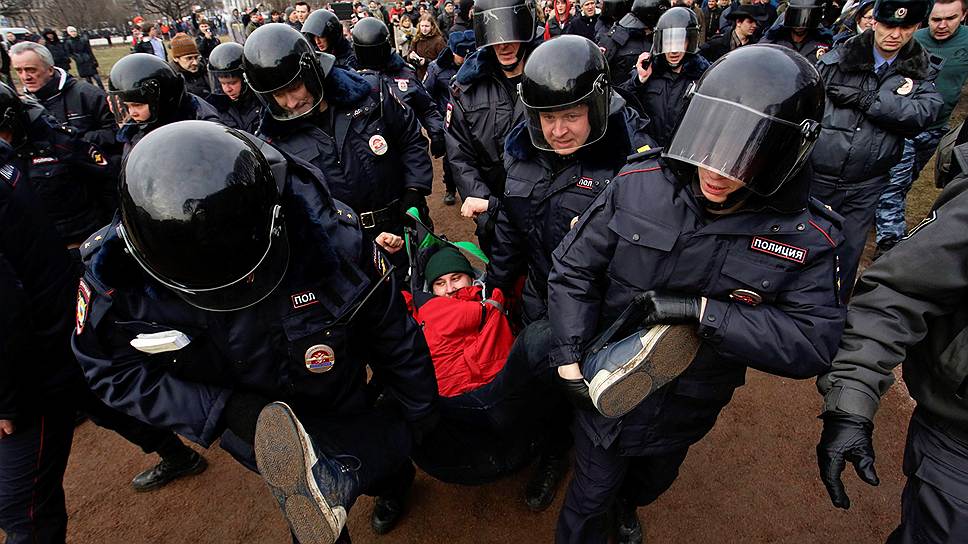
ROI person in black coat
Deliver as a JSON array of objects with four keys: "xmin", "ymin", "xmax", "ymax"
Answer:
[
  {"xmin": 41, "ymin": 29, "xmax": 70, "ymax": 72},
  {"xmin": 64, "ymin": 26, "xmax": 102, "ymax": 89},
  {"xmin": 565, "ymin": 0, "xmax": 600, "ymax": 41},
  {"xmin": 699, "ymin": 4, "xmax": 759, "ymax": 62}
]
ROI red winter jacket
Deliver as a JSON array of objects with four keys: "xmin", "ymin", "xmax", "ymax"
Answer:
[{"xmin": 403, "ymin": 285, "xmax": 514, "ymax": 397}]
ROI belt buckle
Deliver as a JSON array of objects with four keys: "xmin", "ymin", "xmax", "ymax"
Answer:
[{"xmin": 359, "ymin": 211, "xmax": 376, "ymax": 229}]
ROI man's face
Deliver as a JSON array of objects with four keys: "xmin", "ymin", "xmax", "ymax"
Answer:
[
  {"xmin": 665, "ymin": 50, "xmax": 685, "ymax": 66},
  {"xmin": 717, "ymin": 0, "xmax": 730, "ymax": 8},
  {"xmin": 255, "ymin": 13, "xmax": 264, "ymax": 23},
  {"xmin": 273, "ymin": 80, "xmax": 316, "ymax": 116},
  {"xmin": 370, "ymin": 1, "xmax": 380, "ymax": 11},
  {"xmin": 735, "ymin": 17, "xmax": 758, "ymax": 37},
  {"xmin": 314, "ymin": 35, "xmax": 330, "ymax": 51},
  {"xmin": 929, "ymin": 1, "xmax": 965, "ymax": 41},
  {"xmin": 296, "ymin": 4, "xmax": 311, "ymax": 21},
  {"xmin": 175, "ymin": 53, "xmax": 201, "ymax": 72},
  {"xmin": 126, "ymin": 102, "xmax": 152, "ymax": 122},
  {"xmin": 873, "ymin": 21, "xmax": 920, "ymax": 54},
  {"xmin": 432, "ymin": 272, "xmax": 473, "ymax": 297},
  {"xmin": 445, "ymin": 3, "xmax": 454, "ymax": 12},
  {"xmin": 698, "ymin": 167, "xmax": 745, "ymax": 203},
  {"xmin": 220, "ymin": 76, "xmax": 243, "ymax": 100},
  {"xmin": 539, "ymin": 104, "xmax": 593, "ymax": 155},
  {"xmin": 199, "ymin": 23, "xmax": 210, "ymax": 34},
  {"xmin": 12, "ymin": 51, "xmax": 54, "ymax": 93},
  {"xmin": 582, "ymin": 1, "xmax": 596, "ymax": 16},
  {"xmin": 149, "ymin": 27, "xmax": 157, "ymax": 38},
  {"xmin": 406, "ymin": 3, "xmax": 414, "ymax": 10},
  {"xmin": 68, "ymin": 28, "xmax": 78, "ymax": 37},
  {"xmin": 493, "ymin": 42, "xmax": 521, "ymax": 66},
  {"xmin": 676, "ymin": 0, "xmax": 694, "ymax": 6}
]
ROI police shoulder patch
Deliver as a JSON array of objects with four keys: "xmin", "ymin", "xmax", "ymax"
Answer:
[
  {"xmin": 76, "ymin": 279, "xmax": 92, "ymax": 334},
  {"xmin": 750, "ymin": 236, "xmax": 808, "ymax": 264},
  {"xmin": 88, "ymin": 145, "xmax": 108, "ymax": 166},
  {"xmin": 372, "ymin": 242, "xmax": 392, "ymax": 281},
  {"xmin": 0, "ymin": 163, "xmax": 18, "ymax": 187}
]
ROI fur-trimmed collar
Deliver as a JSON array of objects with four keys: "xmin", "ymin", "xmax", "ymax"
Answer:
[
  {"xmin": 454, "ymin": 39, "xmax": 540, "ymax": 86},
  {"xmin": 654, "ymin": 54, "xmax": 710, "ymax": 80},
  {"xmin": 433, "ymin": 46, "xmax": 461, "ymax": 71},
  {"xmin": 837, "ymin": 29, "xmax": 932, "ymax": 79},
  {"xmin": 258, "ymin": 66, "xmax": 372, "ymax": 137}
]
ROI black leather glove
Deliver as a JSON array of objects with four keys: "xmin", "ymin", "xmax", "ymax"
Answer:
[
  {"xmin": 223, "ymin": 391, "xmax": 270, "ymax": 444},
  {"xmin": 826, "ymin": 85, "xmax": 876, "ymax": 111},
  {"xmin": 557, "ymin": 375, "xmax": 594, "ymax": 411},
  {"xmin": 430, "ymin": 134, "xmax": 446, "ymax": 158},
  {"xmin": 401, "ymin": 188, "xmax": 433, "ymax": 231},
  {"xmin": 817, "ymin": 412, "xmax": 880, "ymax": 509},
  {"xmin": 640, "ymin": 290, "xmax": 701, "ymax": 327}
]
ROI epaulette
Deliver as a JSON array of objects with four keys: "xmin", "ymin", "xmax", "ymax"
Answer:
[
  {"xmin": 332, "ymin": 201, "xmax": 360, "ymax": 227},
  {"xmin": 807, "ymin": 196, "xmax": 845, "ymax": 233},
  {"xmin": 80, "ymin": 224, "xmax": 112, "ymax": 263},
  {"xmin": 625, "ymin": 144, "xmax": 662, "ymax": 163}
]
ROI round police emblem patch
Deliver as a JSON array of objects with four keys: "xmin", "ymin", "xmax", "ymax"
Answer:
[
  {"xmin": 896, "ymin": 77, "xmax": 914, "ymax": 96},
  {"xmin": 305, "ymin": 344, "xmax": 336, "ymax": 373},
  {"xmin": 894, "ymin": 7, "xmax": 907, "ymax": 18},
  {"xmin": 368, "ymin": 135, "xmax": 388, "ymax": 156},
  {"xmin": 729, "ymin": 289, "xmax": 763, "ymax": 306}
]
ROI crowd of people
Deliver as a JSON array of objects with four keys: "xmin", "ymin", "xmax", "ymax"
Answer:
[{"xmin": 2, "ymin": 0, "xmax": 968, "ymax": 543}]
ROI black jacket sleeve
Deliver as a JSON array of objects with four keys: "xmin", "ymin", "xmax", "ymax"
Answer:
[
  {"xmin": 383, "ymin": 86, "xmax": 434, "ymax": 194},
  {"xmin": 0, "ymin": 254, "xmax": 28, "ymax": 420}
]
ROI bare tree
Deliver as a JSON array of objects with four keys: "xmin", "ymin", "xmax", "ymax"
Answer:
[{"xmin": 141, "ymin": 0, "xmax": 193, "ymax": 21}]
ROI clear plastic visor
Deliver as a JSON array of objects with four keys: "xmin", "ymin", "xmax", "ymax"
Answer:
[
  {"xmin": 784, "ymin": 6, "xmax": 822, "ymax": 28},
  {"xmin": 473, "ymin": 5, "xmax": 536, "ymax": 47},
  {"xmin": 118, "ymin": 205, "xmax": 291, "ymax": 311},
  {"xmin": 106, "ymin": 91, "xmax": 154, "ymax": 127},
  {"xmin": 652, "ymin": 27, "xmax": 699, "ymax": 54},
  {"xmin": 245, "ymin": 61, "xmax": 325, "ymax": 121},
  {"xmin": 664, "ymin": 93, "xmax": 817, "ymax": 196}
]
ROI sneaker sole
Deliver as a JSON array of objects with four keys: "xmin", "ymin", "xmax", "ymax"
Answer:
[
  {"xmin": 254, "ymin": 402, "xmax": 345, "ymax": 544},
  {"xmin": 588, "ymin": 324, "xmax": 702, "ymax": 418}
]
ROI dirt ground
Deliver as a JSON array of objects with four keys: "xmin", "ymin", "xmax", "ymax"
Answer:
[{"xmin": 0, "ymin": 155, "xmax": 924, "ymax": 544}]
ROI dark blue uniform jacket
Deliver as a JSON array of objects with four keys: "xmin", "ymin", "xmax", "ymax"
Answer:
[
  {"xmin": 71, "ymin": 150, "xmax": 438, "ymax": 448},
  {"xmin": 359, "ymin": 52, "xmax": 444, "ymax": 146},
  {"xmin": 548, "ymin": 156, "xmax": 847, "ymax": 452},
  {"xmin": 259, "ymin": 66, "xmax": 433, "ymax": 216},
  {"xmin": 488, "ymin": 95, "xmax": 656, "ymax": 323}
]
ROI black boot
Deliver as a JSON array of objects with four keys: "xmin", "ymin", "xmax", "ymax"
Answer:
[
  {"xmin": 371, "ymin": 461, "xmax": 416, "ymax": 535},
  {"xmin": 443, "ymin": 191, "xmax": 456, "ymax": 205},
  {"xmin": 524, "ymin": 453, "xmax": 568, "ymax": 512},
  {"xmin": 131, "ymin": 448, "xmax": 208, "ymax": 492},
  {"xmin": 614, "ymin": 497, "xmax": 643, "ymax": 544}
]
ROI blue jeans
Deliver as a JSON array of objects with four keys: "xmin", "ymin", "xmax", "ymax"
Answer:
[{"xmin": 876, "ymin": 127, "xmax": 947, "ymax": 245}]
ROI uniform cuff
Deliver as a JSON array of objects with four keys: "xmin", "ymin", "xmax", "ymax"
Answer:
[
  {"xmin": 549, "ymin": 343, "xmax": 583, "ymax": 367},
  {"xmin": 697, "ymin": 298, "xmax": 729, "ymax": 343},
  {"xmin": 823, "ymin": 386, "xmax": 879, "ymax": 421}
]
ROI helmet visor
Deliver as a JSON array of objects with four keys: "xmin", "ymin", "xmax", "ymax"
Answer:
[
  {"xmin": 118, "ymin": 204, "xmax": 291, "ymax": 312},
  {"xmin": 245, "ymin": 56, "xmax": 325, "ymax": 121},
  {"xmin": 521, "ymin": 79, "xmax": 610, "ymax": 153},
  {"xmin": 473, "ymin": 4, "xmax": 536, "ymax": 48},
  {"xmin": 106, "ymin": 91, "xmax": 155, "ymax": 127},
  {"xmin": 784, "ymin": 6, "xmax": 822, "ymax": 28},
  {"xmin": 652, "ymin": 27, "xmax": 699, "ymax": 54},
  {"xmin": 664, "ymin": 93, "xmax": 818, "ymax": 196}
]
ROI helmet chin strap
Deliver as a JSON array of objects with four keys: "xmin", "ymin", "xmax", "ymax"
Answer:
[{"xmin": 499, "ymin": 46, "xmax": 528, "ymax": 72}]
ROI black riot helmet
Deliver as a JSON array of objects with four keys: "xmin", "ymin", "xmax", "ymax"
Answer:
[
  {"xmin": 664, "ymin": 45, "xmax": 825, "ymax": 197},
  {"xmin": 107, "ymin": 53, "xmax": 185, "ymax": 128},
  {"xmin": 118, "ymin": 121, "xmax": 289, "ymax": 312},
  {"xmin": 351, "ymin": 17, "xmax": 392, "ymax": 69},
  {"xmin": 619, "ymin": 0, "xmax": 670, "ymax": 30},
  {"xmin": 783, "ymin": 0, "xmax": 824, "ymax": 29},
  {"xmin": 652, "ymin": 7, "xmax": 699, "ymax": 56},
  {"xmin": 520, "ymin": 36, "xmax": 611, "ymax": 153},
  {"xmin": 209, "ymin": 42, "xmax": 245, "ymax": 78},
  {"xmin": 242, "ymin": 23, "xmax": 335, "ymax": 121},
  {"xmin": 473, "ymin": 0, "xmax": 537, "ymax": 48},
  {"xmin": 303, "ymin": 8, "xmax": 343, "ymax": 51},
  {"xmin": 602, "ymin": 0, "xmax": 632, "ymax": 21},
  {"xmin": 872, "ymin": 0, "xmax": 932, "ymax": 25},
  {"xmin": 0, "ymin": 83, "xmax": 26, "ymax": 146}
]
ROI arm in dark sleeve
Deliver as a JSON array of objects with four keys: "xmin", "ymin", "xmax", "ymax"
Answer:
[
  {"xmin": 700, "ymin": 236, "xmax": 847, "ymax": 379},
  {"xmin": 547, "ymin": 186, "xmax": 619, "ymax": 366},
  {"xmin": 421, "ymin": 62, "xmax": 444, "ymax": 112},
  {"xmin": 79, "ymin": 85, "xmax": 120, "ymax": 150},
  {"xmin": 0, "ymin": 254, "xmax": 28, "ymax": 420},
  {"xmin": 404, "ymin": 80, "xmax": 444, "ymax": 141},
  {"xmin": 486, "ymin": 202, "xmax": 528, "ymax": 292},
  {"xmin": 864, "ymin": 78, "xmax": 944, "ymax": 137},
  {"xmin": 72, "ymin": 291, "xmax": 232, "ymax": 447},
  {"xmin": 818, "ymin": 183, "xmax": 968, "ymax": 419},
  {"xmin": 445, "ymin": 93, "xmax": 496, "ymax": 205},
  {"xmin": 358, "ymin": 272, "xmax": 438, "ymax": 421},
  {"xmin": 384, "ymin": 88, "xmax": 434, "ymax": 194}
]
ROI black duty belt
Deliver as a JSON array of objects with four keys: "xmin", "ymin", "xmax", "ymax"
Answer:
[{"xmin": 359, "ymin": 199, "xmax": 399, "ymax": 229}]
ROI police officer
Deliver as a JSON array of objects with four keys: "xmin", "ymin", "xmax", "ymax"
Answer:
[
  {"xmin": 445, "ymin": 0, "xmax": 539, "ymax": 256},
  {"xmin": 617, "ymin": 6, "xmax": 710, "ymax": 147},
  {"xmin": 759, "ymin": 0, "xmax": 833, "ymax": 63},
  {"xmin": 107, "ymin": 53, "xmax": 220, "ymax": 155},
  {"xmin": 303, "ymin": 8, "xmax": 359, "ymax": 69},
  {"xmin": 245, "ymin": 23, "xmax": 433, "ymax": 245},
  {"xmin": 598, "ymin": 0, "xmax": 670, "ymax": 86},
  {"xmin": 207, "ymin": 42, "xmax": 263, "ymax": 134},
  {"xmin": 487, "ymin": 35, "xmax": 656, "ymax": 514},
  {"xmin": 423, "ymin": 30, "xmax": 476, "ymax": 205},
  {"xmin": 547, "ymin": 45, "xmax": 845, "ymax": 544},
  {"xmin": 0, "ymin": 82, "xmax": 88, "ymax": 544},
  {"xmin": 72, "ymin": 121, "xmax": 438, "ymax": 544},
  {"xmin": 597, "ymin": 0, "xmax": 633, "ymax": 43},
  {"xmin": 809, "ymin": 0, "xmax": 942, "ymax": 298},
  {"xmin": 352, "ymin": 18, "xmax": 446, "ymax": 161},
  {"xmin": 816, "ymin": 141, "xmax": 968, "ymax": 542}
]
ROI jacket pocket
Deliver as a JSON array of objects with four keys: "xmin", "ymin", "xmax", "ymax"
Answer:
[
  {"xmin": 717, "ymin": 252, "xmax": 793, "ymax": 304},
  {"xmin": 936, "ymin": 326, "xmax": 968, "ymax": 397},
  {"xmin": 281, "ymin": 310, "xmax": 350, "ymax": 380},
  {"xmin": 605, "ymin": 209, "xmax": 679, "ymax": 288}
]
